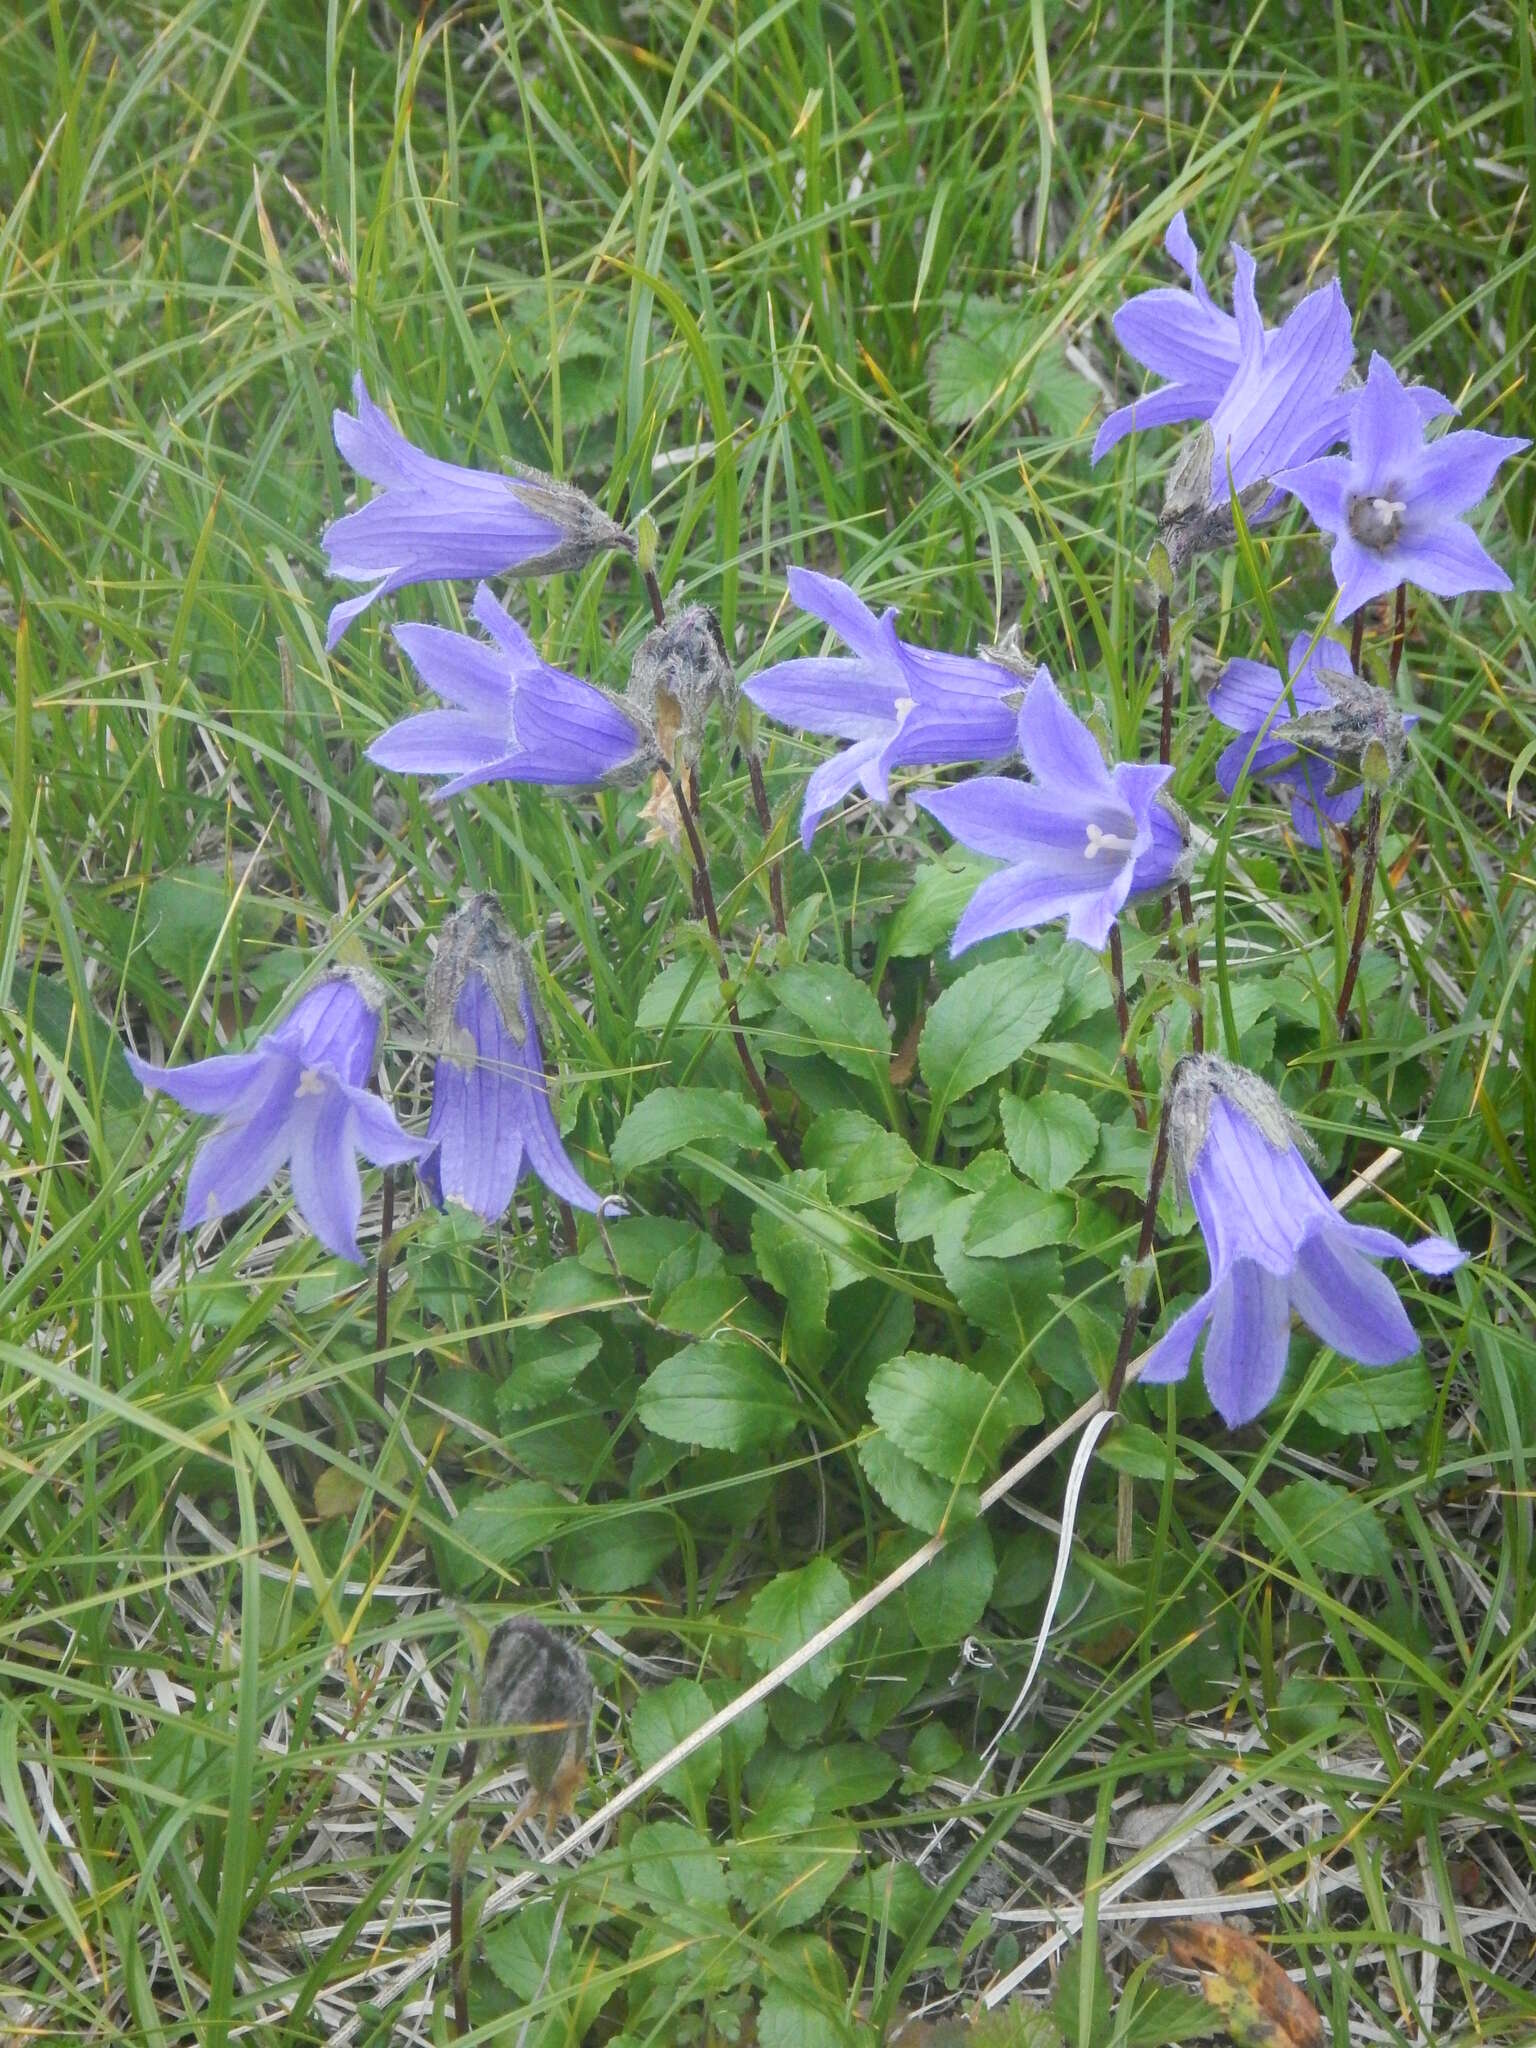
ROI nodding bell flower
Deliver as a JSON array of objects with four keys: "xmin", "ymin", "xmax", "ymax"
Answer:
[
  {"xmin": 743, "ymin": 567, "xmax": 1020, "ymax": 848},
  {"xmin": 368, "ymin": 583, "xmax": 651, "ymax": 799},
  {"xmin": 126, "ymin": 973, "xmax": 429, "ymax": 1263},
  {"xmin": 421, "ymin": 898, "xmax": 622, "ymax": 1225},
  {"xmin": 1141, "ymin": 1056, "xmax": 1465, "ymax": 1426},
  {"xmin": 322, "ymin": 375, "xmax": 634, "ymax": 648},
  {"xmin": 1277, "ymin": 352, "xmax": 1529, "ymax": 620},
  {"xmin": 914, "ymin": 667, "xmax": 1188, "ymax": 953},
  {"xmin": 1210, "ymin": 631, "xmax": 1414, "ymax": 846},
  {"xmin": 625, "ymin": 604, "xmax": 738, "ymax": 770}
]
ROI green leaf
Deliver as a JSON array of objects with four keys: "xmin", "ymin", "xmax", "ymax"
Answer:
[
  {"xmin": 731, "ymin": 1807, "xmax": 859, "ymax": 1930},
  {"xmin": 1096, "ymin": 1421, "xmax": 1193, "ymax": 1482},
  {"xmin": 1269, "ymin": 1479, "xmax": 1395, "ymax": 1580},
  {"xmin": 886, "ymin": 852, "xmax": 990, "ymax": 958},
  {"xmin": 1000, "ymin": 1091, "xmax": 1100, "ymax": 1191},
  {"xmin": 21, "ymin": 972, "xmax": 142, "ymax": 1114},
  {"xmin": 837, "ymin": 1859, "xmax": 935, "ymax": 1938},
  {"xmin": 628, "ymin": 1819, "xmax": 730, "ymax": 1916},
  {"xmin": 747, "ymin": 1740, "xmax": 900, "ymax": 1814},
  {"xmin": 637, "ymin": 1338, "xmax": 795, "ymax": 1451},
  {"xmin": 964, "ymin": 1177, "xmax": 1075, "ymax": 1257},
  {"xmin": 758, "ymin": 1980, "xmax": 855, "ymax": 2048},
  {"xmin": 550, "ymin": 1509, "xmax": 677, "ymax": 1593},
  {"xmin": 744, "ymin": 1557, "xmax": 852, "ymax": 1699},
  {"xmin": 772, "ymin": 960, "xmax": 891, "ymax": 1081},
  {"xmin": 752, "ymin": 1184, "xmax": 833, "ymax": 1369},
  {"xmin": 926, "ymin": 296, "xmax": 1031, "ymax": 426},
  {"xmin": 496, "ymin": 1324, "xmax": 601, "ymax": 1413},
  {"xmin": 932, "ymin": 1203, "xmax": 1063, "ymax": 1348},
  {"xmin": 905, "ymin": 1517, "xmax": 995, "ymax": 1648},
  {"xmin": 919, "ymin": 957, "xmax": 1062, "ymax": 1125},
  {"xmin": 1307, "ymin": 1361, "xmax": 1436, "ymax": 1434},
  {"xmin": 867, "ymin": 1351, "xmax": 1012, "ymax": 1484},
  {"xmin": 610, "ymin": 1087, "xmax": 766, "ymax": 1174},
  {"xmin": 858, "ymin": 1429, "xmax": 978, "ymax": 1535},
  {"xmin": 628, "ymin": 1677, "xmax": 720, "ymax": 1825},
  {"xmin": 449, "ymin": 1481, "xmax": 568, "ymax": 1573},
  {"xmin": 802, "ymin": 1109, "xmax": 917, "ymax": 1204}
]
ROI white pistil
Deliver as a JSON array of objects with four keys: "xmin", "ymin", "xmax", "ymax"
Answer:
[
  {"xmin": 1084, "ymin": 820, "xmax": 1136, "ymax": 861},
  {"xmin": 296, "ymin": 1067, "xmax": 328, "ymax": 1097}
]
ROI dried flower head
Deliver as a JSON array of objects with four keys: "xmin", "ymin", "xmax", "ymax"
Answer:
[
  {"xmin": 624, "ymin": 604, "xmax": 737, "ymax": 769},
  {"xmin": 477, "ymin": 1616, "xmax": 595, "ymax": 1825}
]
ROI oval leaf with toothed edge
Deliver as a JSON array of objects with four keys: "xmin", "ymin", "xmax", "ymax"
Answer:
[{"xmin": 919, "ymin": 957, "xmax": 1063, "ymax": 1124}]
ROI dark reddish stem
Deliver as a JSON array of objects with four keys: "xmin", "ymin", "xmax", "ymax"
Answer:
[
  {"xmin": 668, "ymin": 770, "xmax": 786, "ymax": 1149},
  {"xmin": 1349, "ymin": 608, "xmax": 1365, "ymax": 673},
  {"xmin": 1156, "ymin": 595, "xmax": 1173, "ymax": 767},
  {"xmin": 1388, "ymin": 582, "xmax": 1408, "ymax": 686},
  {"xmin": 1108, "ymin": 921, "xmax": 1148, "ymax": 1130},
  {"xmin": 1105, "ymin": 1094, "xmax": 1174, "ymax": 1410},
  {"xmin": 373, "ymin": 1166, "xmax": 395, "ymax": 1409},
  {"xmin": 747, "ymin": 749, "xmax": 788, "ymax": 936},
  {"xmin": 642, "ymin": 566, "xmax": 666, "ymax": 628},
  {"xmin": 1321, "ymin": 787, "xmax": 1383, "ymax": 1090}
]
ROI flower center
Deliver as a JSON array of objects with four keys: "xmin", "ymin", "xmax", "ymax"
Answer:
[
  {"xmin": 1083, "ymin": 820, "xmax": 1137, "ymax": 861},
  {"xmin": 296, "ymin": 1067, "xmax": 328, "ymax": 1098},
  {"xmin": 1346, "ymin": 492, "xmax": 1407, "ymax": 550}
]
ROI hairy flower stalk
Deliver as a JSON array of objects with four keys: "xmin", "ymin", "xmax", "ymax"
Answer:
[
  {"xmin": 323, "ymin": 375, "xmax": 634, "ymax": 648},
  {"xmin": 1135, "ymin": 1057, "xmax": 1464, "ymax": 1425},
  {"xmin": 126, "ymin": 972, "xmax": 430, "ymax": 1263}
]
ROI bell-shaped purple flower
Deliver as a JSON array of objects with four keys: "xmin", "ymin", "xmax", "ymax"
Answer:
[
  {"xmin": 367, "ymin": 584, "xmax": 650, "ymax": 799},
  {"xmin": 1141, "ymin": 1057, "xmax": 1465, "ymax": 1426},
  {"xmin": 1277, "ymin": 353, "xmax": 1529, "ymax": 620},
  {"xmin": 1092, "ymin": 212, "xmax": 1248, "ymax": 461},
  {"xmin": 1199, "ymin": 265, "xmax": 1356, "ymax": 504},
  {"xmin": 421, "ymin": 899, "xmax": 622, "ymax": 1225},
  {"xmin": 742, "ymin": 567, "xmax": 1020, "ymax": 848},
  {"xmin": 126, "ymin": 974, "xmax": 429, "ymax": 1263},
  {"xmin": 322, "ymin": 375, "xmax": 634, "ymax": 648},
  {"xmin": 1210, "ymin": 631, "xmax": 1404, "ymax": 846},
  {"xmin": 912, "ymin": 668, "xmax": 1186, "ymax": 953}
]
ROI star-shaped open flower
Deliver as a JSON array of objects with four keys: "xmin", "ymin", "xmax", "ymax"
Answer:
[
  {"xmin": 322, "ymin": 375, "xmax": 633, "ymax": 648},
  {"xmin": 913, "ymin": 668, "xmax": 1187, "ymax": 953},
  {"xmin": 1210, "ymin": 631, "xmax": 1412, "ymax": 846},
  {"xmin": 420, "ymin": 898, "xmax": 622, "ymax": 1225},
  {"xmin": 742, "ymin": 567, "xmax": 1019, "ymax": 848},
  {"xmin": 1140, "ymin": 1057, "xmax": 1465, "ymax": 1426},
  {"xmin": 1276, "ymin": 352, "xmax": 1528, "ymax": 620},
  {"xmin": 367, "ymin": 583, "xmax": 650, "ymax": 798},
  {"xmin": 126, "ymin": 974, "xmax": 429, "ymax": 1263}
]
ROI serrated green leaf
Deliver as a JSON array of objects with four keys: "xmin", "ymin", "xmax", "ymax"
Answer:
[
  {"xmin": 496, "ymin": 1324, "xmax": 601, "ymax": 1413},
  {"xmin": 926, "ymin": 296, "xmax": 1031, "ymax": 426},
  {"xmin": 550, "ymin": 1508, "xmax": 676, "ymax": 1593},
  {"xmin": 886, "ymin": 853, "xmax": 991, "ymax": 958},
  {"xmin": 744, "ymin": 1557, "xmax": 852, "ymax": 1699},
  {"xmin": 866, "ymin": 1351, "xmax": 1012, "ymax": 1484},
  {"xmin": 637, "ymin": 1338, "xmax": 795, "ymax": 1450},
  {"xmin": 772, "ymin": 960, "xmax": 891, "ymax": 1081},
  {"xmin": 629, "ymin": 1677, "xmax": 720, "ymax": 1824},
  {"xmin": 905, "ymin": 1517, "xmax": 995, "ymax": 1648},
  {"xmin": 919, "ymin": 957, "xmax": 1062, "ymax": 1125},
  {"xmin": 858, "ymin": 1429, "xmax": 978, "ymax": 1535},
  {"xmin": 1307, "ymin": 1361, "xmax": 1436, "ymax": 1434},
  {"xmin": 1000, "ymin": 1091, "xmax": 1100, "ymax": 1191},
  {"xmin": 1269, "ymin": 1479, "xmax": 1395, "ymax": 1580},
  {"xmin": 627, "ymin": 1819, "xmax": 731, "ymax": 1915},
  {"xmin": 802, "ymin": 1109, "xmax": 917, "ymax": 1204},
  {"xmin": 611, "ymin": 1086, "xmax": 766, "ymax": 1173},
  {"xmin": 964, "ymin": 1177, "xmax": 1075, "ymax": 1257}
]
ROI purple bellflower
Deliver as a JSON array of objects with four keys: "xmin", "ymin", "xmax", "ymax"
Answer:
[
  {"xmin": 1140, "ymin": 1057, "xmax": 1465, "ymax": 1426},
  {"xmin": 913, "ymin": 667, "xmax": 1187, "ymax": 953},
  {"xmin": 1210, "ymin": 631, "xmax": 1413, "ymax": 846},
  {"xmin": 1277, "ymin": 352, "xmax": 1529, "ymax": 620},
  {"xmin": 323, "ymin": 375, "xmax": 634, "ymax": 648},
  {"xmin": 126, "ymin": 973, "xmax": 429, "ymax": 1263},
  {"xmin": 742, "ymin": 567, "xmax": 1020, "ymax": 849},
  {"xmin": 1093, "ymin": 210, "xmax": 1354, "ymax": 493},
  {"xmin": 421, "ymin": 898, "xmax": 622, "ymax": 1225},
  {"xmin": 367, "ymin": 583, "xmax": 651, "ymax": 799}
]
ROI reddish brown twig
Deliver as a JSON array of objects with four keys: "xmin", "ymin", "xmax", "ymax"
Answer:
[{"xmin": 1108, "ymin": 921, "xmax": 1148, "ymax": 1130}]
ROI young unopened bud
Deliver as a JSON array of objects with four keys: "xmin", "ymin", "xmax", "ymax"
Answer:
[
  {"xmin": 635, "ymin": 510, "xmax": 660, "ymax": 577},
  {"xmin": 625, "ymin": 605, "xmax": 737, "ymax": 770},
  {"xmin": 477, "ymin": 1616, "xmax": 595, "ymax": 1826},
  {"xmin": 1121, "ymin": 1253, "xmax": 1155, "ymax": 1311}
]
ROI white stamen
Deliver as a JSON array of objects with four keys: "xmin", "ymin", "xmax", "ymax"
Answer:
[
  {"xmin": 1084, "ymin": 820, "xmax": 1136, "ymax": 860},
  {"xmin": 1372, "ymin": 496, "xmax": 1407, "ymax": 519},
  {"xmin": 296, "ymin": 1067, "xmax": 328, "ymax": 1097}
]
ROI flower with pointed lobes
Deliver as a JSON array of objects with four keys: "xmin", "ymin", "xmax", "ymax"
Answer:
[
  {"xmin": 420, "ymin": 898, "xmax": 622, "ymax": 1226},
  {"xmin": 1140, "ymin": 1057, "xmax": 1465, "ymax": 1427},
  {"xmin": 1276, "ymin": 352, "xmax": 1528, "ymax": 621},
  {"xmin": 367, "ymin": 583, "xmax": 651, "ymax": 799},
  {"xmin": 742, "ymin": 567, "xmax": 1020, "ymax": 848},
  {"xmin": 126, "ymin": 973, "xmax": 429, "ymax": 1263},
  {"xmin": 1210, "ymin": 631, "xmax": 1413, "ymax": 847},
  {"xmin": 322, "ymin": 375, "xmax": 634, "ymax": 648},
  {"xmin": 913, "ymin": 668, "xmax": 1188, "ymax": 954}
]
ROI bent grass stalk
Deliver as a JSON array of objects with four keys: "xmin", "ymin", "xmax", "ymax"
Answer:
[{"xmin": 376, "ymin": 1137, "xmax": 1404, "ymax": 2036}]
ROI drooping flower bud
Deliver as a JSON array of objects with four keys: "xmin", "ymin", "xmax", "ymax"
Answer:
[{"xmin": 625, "ymin": 604, "xmax": 737, "ymax": 770}]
